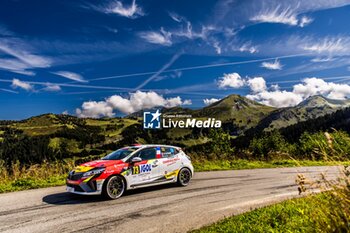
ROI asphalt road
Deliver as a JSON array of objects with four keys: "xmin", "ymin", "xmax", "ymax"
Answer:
[{"xmin": 0, "ymin": 166, "xmax": 341, "ymax": 233}]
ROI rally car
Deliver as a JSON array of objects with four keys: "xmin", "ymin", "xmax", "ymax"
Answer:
[{"xmin": 66, "ymin": 144, "xmax": 194, "ymax": 199}]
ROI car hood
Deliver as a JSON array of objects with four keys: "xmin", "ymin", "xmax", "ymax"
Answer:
[{"xmin": 73, "ymin": 159, "xmax": 124, "ymax": 172}]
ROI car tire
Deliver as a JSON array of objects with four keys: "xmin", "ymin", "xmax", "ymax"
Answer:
[
  {"xmin": 102, "ymin": 175, "xmax": 126, "ymax": 200},
  {"xmin": 177, "ymin": 168, "xmax": 191, "ymax": 186}
]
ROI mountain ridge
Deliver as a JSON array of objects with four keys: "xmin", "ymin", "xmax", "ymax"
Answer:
[
  {"xmin": 252, "ymin": 95, "xmax": 350, "ymax": 131},
  {"xmin": 2, "ymin": 94, "xmax": 350, "ymax": 134}
]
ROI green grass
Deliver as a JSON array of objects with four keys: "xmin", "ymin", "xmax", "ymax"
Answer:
[
  {"xmin": 192, "ymin": 159, "xmax": 350, "ymax": 172},
  {"xmin": 192, "ymin": 194, "xmax": 327, "ymax": 233},
  {"xmin": 0, "ymin": 175, "xmax": 66, "ymax": 193},
  {"xmin": 0, "ymin": 160, "xmax": 74, "ymax": 193}
]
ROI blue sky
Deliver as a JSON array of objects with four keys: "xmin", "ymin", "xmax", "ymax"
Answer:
[{"xmin": 1, "ymin": 0, "xmax": 350, "ymax": 119}]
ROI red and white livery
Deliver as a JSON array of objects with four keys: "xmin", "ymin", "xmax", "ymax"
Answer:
[{"xmin": 66, "ymin": 144, "xmax": 194, "ymax": 199}]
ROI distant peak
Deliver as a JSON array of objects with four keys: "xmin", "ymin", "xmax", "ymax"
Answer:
[{"xmin": 298, "ymin": 95, "xmax": 350, "ymax": 108}]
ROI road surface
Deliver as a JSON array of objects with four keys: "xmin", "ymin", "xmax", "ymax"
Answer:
[{"xmin": 0, "ymin": 166, "xmax": 341, "ymax": 233}]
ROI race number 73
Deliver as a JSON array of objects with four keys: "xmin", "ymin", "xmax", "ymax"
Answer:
[
  {"xmin": 132, "ymin": 166, "xmax": 140, "ymax": 175},
  {"xmin": 132, "ymin": 164, "xmax": 152, "ymax": 175}
]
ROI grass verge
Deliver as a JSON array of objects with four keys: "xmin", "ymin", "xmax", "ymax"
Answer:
[
  {"xmin": 192, "ymin": 193, "xmax": 328, "ymax": 233},
  {"xmin": 0, "ymin": 160, "xmax": 73, "ymax": 193},
  {"xmin": 192, "ymin": 159, "xmax": 350, "ymax": 172}
]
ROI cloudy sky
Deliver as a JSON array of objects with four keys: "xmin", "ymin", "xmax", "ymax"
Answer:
[{"xmin": 1, "ymin": 0, "xmax": 350, "ymax": 119}]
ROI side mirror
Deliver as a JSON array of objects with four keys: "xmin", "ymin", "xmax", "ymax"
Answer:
[{"xmin": 131, "ymin": 157, "xmax": 142, "ymax": 163}]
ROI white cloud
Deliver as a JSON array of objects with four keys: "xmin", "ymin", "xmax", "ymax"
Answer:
[
  {"xmin": 183, "ymin": 99, "xmax": 192, "ymax": 105},
  {"xmin": 255, "ymin": 35, "xmax": 350, "ymax": 58},
  {"xmin": 141, "ymin": 28, "xmax": 172, "ymax": 46},
  {"xmin": 0, "ymin": 42, "xmax": 51, "ymax": 68},
  {"xmin": 162, "ymin": 96, "xmax": 183, "ymax": 108},
  {"xmin": 43, "ymin": 83, "xmax": 61, "ymax": 92},
  {"xmin": 76, "ymin": 91, "xmax": 192, "ymax": 118},
  {"xmin": 139, "ymin": 28, "xmax": 172, "ymax": 46},
  {"xmin": 217, "ymin": 72, "xmax": 350, "ymax": 107},
  {"xmin": 302, "ymin": 37, "xmax": 348, "ymax": 54},
  {"xmin": 0, "ymin": 58, "xmax": 35, "ymax": 76},
  {"xmin": 213, "ymin": 41, "xmax": 222, "ymax": 54},
  {"xmin": 203, "ymin": 98, "xmax": 220, "ymax": 105},
  {"xmin": 247, "ymin": 90, "xmax": 303, "ymax": 108},
  {"xmin": 214, "ymin": 1, "xmax": 350, "ymax": 30},
  {"xmin": 52, "ymin": 71, "xmax": 87, "ymax": 83},
  {"xmin": 299, "ymin": 16, "xmax": 313, "ymax": 27},
  {"xmin": 172, "ymin": 21, "xmax": 211, "ymax": 40},
  {"xmin": 0, "ymin": 39, "xmax": 51, "ymax": 75},
  {"xmin": 239, "ymin": 43, "xmax": 258, "ymax": 54},
  {"xmin": 251, "ymin": 6, "xmax": 299, "ymax": 26},
  {"xmin": 76, "ymin": 101, "xmax": 114, "ymax": 118},
  {"xmin": 250, "ymin": 5, "xmax": 313, "ymax": 27},
  {"xmin": 104, "ymin": 0, "xmax": 144, "ymax": 18},
  {"xmin": 247, "ymin": 77, "xmax": 350, "ymax": 107},
  {"xmin": 62, "ymin": 110, "xmax": 69, "ymax": 115},
  {"xmin": 218, "ymin": 73, "xmax": 246, "ymax": 89},
  {"xmin": 11, "ymin": 78, "xmax": 34, "ymax": 91},
  {"xmin": 293, "ymin": 77, "xmax": 350, "ymax": 100},
  {"xmin": 311, "ymin": 57, "xmax": 334, "ymax": 63},
  {"xmin": 247, "ymin": 77, "xmax": 267, "ymax": 93},
  {"xmin": 10, "ymin": 70, "xmax": 36, "ymax": 76},
  {"xmin": 160, "ymin": 18, "xmax": 222, "ymax": 54},
  {"xmin": 270, "ymin": 84, "xmax": 280, "ymax": 91},
  {"xmin": 108, "ymin": 91, "xmax": 191, "ymax": 111},
  {"xmin": 261, "ymin": 59, "xmax": 283, "ymax": 70},
  {"xmin": 169, "ymin": 12, "xmax": 183, "ymax": 23}
]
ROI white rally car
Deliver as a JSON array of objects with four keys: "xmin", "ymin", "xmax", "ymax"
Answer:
[{"xmin": 66, "ymin": 144, "xmax": 194, "ymax": 199}]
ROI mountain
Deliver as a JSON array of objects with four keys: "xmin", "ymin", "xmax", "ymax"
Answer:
[
  {"xmin": 5, "ymin": 95, "xmax": 349, "ymax": 137},
  {"xmin": 192, "ymin": 94, "xmax": 275, "ymax": 127},
  {"xmin": 254, "ymin": 95, "xmax": 350, "ymax": 131},
  {"xmin": 298, "ymin": 95, "xmax": 350, "ymax": 108}
]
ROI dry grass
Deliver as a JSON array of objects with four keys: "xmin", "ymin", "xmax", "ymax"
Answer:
[
  {"xmin": 0, "ymin": 159, "xmax": 75, "ymax": 192},
  {"xmin": 296, "ymin": 131, "xmax": 350, "ymax": 232}
]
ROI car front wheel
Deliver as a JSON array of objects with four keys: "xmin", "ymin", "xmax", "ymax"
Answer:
[
  {"xmin": 177, "ymin": 168, "xmax": 191, "ymax": 186},
  {"xmin": 102, "ymin": 175, "xmax": 125, "ymax": 199}
]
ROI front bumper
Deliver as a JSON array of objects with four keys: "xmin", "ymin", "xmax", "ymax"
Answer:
[
  {"xmin": 66, "ymin": 185, "xmax": 101, "ymax": 195},
  {"xmin": 66, "ymin": 178, "xmax": 105, "ymax": 195}
]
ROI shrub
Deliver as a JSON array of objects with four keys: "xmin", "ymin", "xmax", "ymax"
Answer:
[
  {"xmin": 208, "ymin": 128, "xmax": 234, "ymax": 158},
  {"xmin": 299, "ymin": 130, "xmax": 350, "ymax": 160},
  {"xmin": 248, "ymin": 131, "xmax": 294, "ymax": 159}
]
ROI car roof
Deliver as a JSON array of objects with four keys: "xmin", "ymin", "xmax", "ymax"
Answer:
[{"xmin": 125, "ymin": 144, "xmax": 181, "ymax": 149}]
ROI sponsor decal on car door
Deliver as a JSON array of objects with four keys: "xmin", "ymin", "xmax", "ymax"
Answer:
[
  {"xmin": 129, "ymin": 147, "xmax": 162, "ymax": 186},
  {"xmin": 160, "ymin": 147, "xmax": 181, "ymax": 180}
]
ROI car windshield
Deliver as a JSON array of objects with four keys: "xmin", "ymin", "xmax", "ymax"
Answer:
[{"xmin": 102, "ymin": 148, "xmax": 138, "ymax": 160}]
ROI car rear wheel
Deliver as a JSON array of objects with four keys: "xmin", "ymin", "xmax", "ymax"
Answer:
[
  {"xmin": 103, "ymin": 175, "xmax": 125, "ymax": 199},
  {"xmin": 177, "ymin": 168, "xmax": 191, "ymax": 186}
]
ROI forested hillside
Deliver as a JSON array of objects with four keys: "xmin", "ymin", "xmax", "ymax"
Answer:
[{"xmin": 1, "ymin": 95, "xmax": 350, "ymax": 167}]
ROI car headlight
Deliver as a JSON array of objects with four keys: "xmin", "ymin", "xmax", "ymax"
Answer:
[{"xmin": 82, "ymin": 168, "xmax": 105, "ymax": 178}]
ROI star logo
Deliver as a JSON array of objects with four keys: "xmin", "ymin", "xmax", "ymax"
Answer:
[
  {"xmin": 143, "ymin": 109, "xmax": 162, "ymax": 129},
  {"xmin": 150, "ymin": 109, "xmax": 161, "ymax": 122}
]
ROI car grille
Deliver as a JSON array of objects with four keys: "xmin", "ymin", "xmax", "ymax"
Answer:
[
  {"xmin": 67, "ymin": 183, "xmax": 85, "ymax": 192},
  {"xmin": 68, "ymin": 172, "xmax": 84, "ymax": 181}
]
